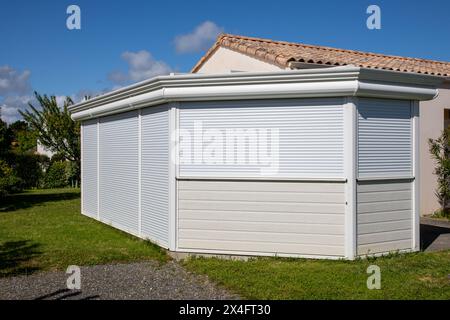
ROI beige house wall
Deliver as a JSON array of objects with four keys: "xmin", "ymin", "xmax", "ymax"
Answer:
[
  {"xmin": 193, "ymin": 48, "xmax": 449, "ymax": 216},
  {"xmin": 195, "ymin": 47, "xmax": 283, "ymax": 74},
  {"xmin": 419, "ymin": 83, "xmax": 450, "ymax": 215}
]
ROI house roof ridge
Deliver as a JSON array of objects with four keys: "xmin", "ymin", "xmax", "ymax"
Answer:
[
  {"xmin": 192, "ymin": 33, "xmax": 450, "ymax": 76},
  {"xmin": 218, "ymin": 33, "xmax": 450, "ymax": 66}
]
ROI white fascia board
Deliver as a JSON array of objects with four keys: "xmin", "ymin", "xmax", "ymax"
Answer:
[
  {"xmin": 70, "ymin": 66, "xmax": 440, "ymax": 121},
  {"xmin": 358, "ymin": 67, "xmax": 443, "ymax": 86},
  {"xmin": 357, "ymin": 81, "xmax": 439, "ymax": 100},
  {"xmin": 71, "ymin": 81, "xmax": 358, "ymax": 120}
]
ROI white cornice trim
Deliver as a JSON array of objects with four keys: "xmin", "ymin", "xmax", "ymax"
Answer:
[{"xmin": 69, "ymin": 66, "xmax": 440, "ymax": 121}]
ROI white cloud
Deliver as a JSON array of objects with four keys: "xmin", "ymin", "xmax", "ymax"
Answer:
[
  {"xmin": 0, "ymin": 94, "xmax": 34, "ymax": 123},
  {"xmin": 0, "ymin": 66, "xmax": 109, "ymax": 123},
  {"xmin": 0, "ymin": 93, "xmax": 84, "ymax": 123},
  {"xmin": 109, "ymin": 50, "xmax": 172, "ymax": 85},
  {"xmin": 0, "ymin": 65, "xmax": 31, "ymax": 96},
  {"xmin": 0, "ymin": 65, "xmax": 33, "ymax": 123},
  {"xmin": 1, "ymin": 51, "xmax": 172, "ymax": 123},
  {"xmin": 174, "ymin": 21, "xmax": 223, "ymax": 54}
]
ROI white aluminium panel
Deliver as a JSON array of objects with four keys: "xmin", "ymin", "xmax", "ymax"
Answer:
[
  {"xmin": 99, "ymin": 111, "xmax": 139, "ymax": 233},
  {"xmin": 178, "ymin": 98, "xmax": 345, "ymax": 178},
  {"xmin": 81, "ymin": 119, "xmax": 98, "ymax": 217},
  {"xmin": 357, "ymin": 179, "xmax": 413, "ymax": 255},
  {"xmin": 178, "ymin": 179, "xmax": 346, "ymax": 257}
]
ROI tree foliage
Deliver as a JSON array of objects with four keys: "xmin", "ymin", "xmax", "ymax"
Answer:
[
  {"xmin": 20, "ymin": 92, "xmax": 80, "ymax": 162},
  {"xmin": 42, "ymin": 161, "xmax": 68, "ymax": 189},
  {"xmin": 428, "ymin": 128, "xmax": 450, "ymax": 215},
  {"xmin": 2, "ymin": 93, "xmax": 83, "ymax": 195},
  {"xmin": 20, "ymin": 92, "xmax": 80, "ymax": 181},
  {"xmin": 0, "ymin": 159, "xmax": 23, "ymax": 197},
  {"xmin": 8, "ymin": 120, "xmax": 37, "ymax": 153},
  {"xmin": 0, "ymin": 118, "xmax": 12, "ymax": 155},
  {"xmin": 0, "ymin": 117, "xmax": 52, "ymax": 196}
]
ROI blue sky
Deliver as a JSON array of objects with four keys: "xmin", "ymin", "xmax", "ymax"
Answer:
[{"xmin": 1, "ymin": 0, "xmax": 450, "ymax": 122}]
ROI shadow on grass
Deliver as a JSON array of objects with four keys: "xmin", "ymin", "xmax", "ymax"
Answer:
[
  {"xmin": 0, "ymin": 240, "xmax": 42, "ymax": 277},
  {"xmin": 421, "ymin": 223, "xmax": 450, "ymax": 251},
  {"xmin": 0, "ymin": 191, "xmax": 80, "ymax": 213}
]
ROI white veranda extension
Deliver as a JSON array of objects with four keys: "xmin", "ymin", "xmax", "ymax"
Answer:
[{"xmin": 71, "ymin": 66, "xmax": 440, "ymax": 259}]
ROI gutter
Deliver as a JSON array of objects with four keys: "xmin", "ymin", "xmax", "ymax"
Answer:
[
  {"xmin": 69, "ymin": 66, "xmax": 440, "ymax": 121},
  {"xmin": 70, "ymin": 66, "xmax": 360, "ymax": 113}
]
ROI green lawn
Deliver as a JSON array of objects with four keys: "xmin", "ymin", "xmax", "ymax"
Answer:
[
  {"xmin": 0, "ymin": 188, "xmax": 167, "ymax": 277},
  {"xmin": 184, "ymin": 252, "xmax": 450, "ymax": 299},
  {"xmin": 1, "ymin": 188, "xmax": 449, "ymax": 299}
]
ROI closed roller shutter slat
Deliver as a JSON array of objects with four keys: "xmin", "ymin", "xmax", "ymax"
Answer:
[
  {"xmin": 141, "ymin": 105, "xmax": 170, "ymax": 246},
  {"xmin": 179, "ymin": 99, "xmax": 345, "ymax": 178},
  {"xmin": 82, "ymin": 119, "xmax": 98, "ymax": 217},
  {"xmin": 99, "ymin": 111, "xmax": 139, "ymax": 233}
]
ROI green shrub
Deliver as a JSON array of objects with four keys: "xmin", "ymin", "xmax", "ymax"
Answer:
[
  {"xmin": 42, "ymin": 161, "xmax": 68, "ymax": 189},
  {"xmin": 2, "ymin": 152, "xmax": 49, "ymax": 190},
  {"xmin": 432, "ymin": 209, "xmax": 450, "ymax": 220},
  {"xmin": 14, "ymin": 153, "xmax": 49, "ymax": 189},
  {"xmin": 0, "ymin": 159, "xmax": 23, "ymax": 197},
  {"xmin": 65, "ymin": 161, "xmax": 79, "ymax": 188},
  {"xmin": 428, "ymin": 128, "xmax": 450, "ymax": 217}
]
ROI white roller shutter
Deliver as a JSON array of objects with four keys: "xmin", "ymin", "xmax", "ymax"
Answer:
[
  {"xmin": 358, "ymin": 99, "xmax": 412, "ymax": 178},
  {"xmin": 178, "ymin": 98, "xmax": 345, "ymax": 178},
  {"xmin": 99, "ymin": 111, "xmax": 139, "ymax": 234},
  {"xmin": 81, "ymin": 119, "xmax": 98, "ymax": 217},
  {"xmin": 141, "ymin": 105, "xmax": 170, "ymax": 246}
]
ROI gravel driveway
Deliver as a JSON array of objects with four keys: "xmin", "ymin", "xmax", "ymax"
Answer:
[{"xmin": 0, "ymin": 261, "xmax": 238, "ymax": 300}]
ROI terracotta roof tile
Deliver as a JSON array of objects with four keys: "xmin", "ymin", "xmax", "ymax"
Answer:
[{"xmin": 192, "ymin": 34, "xmax": 450, "ymax": 77}]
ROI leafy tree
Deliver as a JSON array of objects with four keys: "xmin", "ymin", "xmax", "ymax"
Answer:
[
  {"xmin": 65, "ymin": 160, "xmax": 79, "ymax": 188},
  {"xmin": 13, "ymin": 153, "xmax": 49, "ymax": 189},
  {"xmin": 0, "ymin": 118, "xmax": 21, "ymax": 196},
  {"xmin": 0, "ymin": 118, "xmax": 12, "ymax": 155},
  {"xmin": 8, "ymin": 120, "xmax": 37, "ymax": 153},
  {"xmin": 428, "ymin": 128, "xmax": 450, "ymax": 216},
  {"xmin": 16, "ymin": 129, "xmax": 38, "ymax": 153},
  {"xmin": 20, "ymin": 92, "xmax": 80, "ymax": 183},
  {"xmin": 8, "ymin": 120, "xmax": 28, "ymax": 132},
  {"xmin": 0, "ymin": 118, "xmax": 44, "ymax": 195},
  {"xmin": 42, "ymin": 161, "xmax": 68, "ymax": 189},
  {"xmin": 0, "ymin": 159, "xmax": 22, "ymax": 197}
]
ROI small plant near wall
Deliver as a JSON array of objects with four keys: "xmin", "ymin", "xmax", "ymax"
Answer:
[{"xmin": 428, "ymin": 128, "xmax": 450, "ymax": 218}]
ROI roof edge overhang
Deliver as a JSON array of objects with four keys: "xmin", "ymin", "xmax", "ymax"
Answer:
[{"xmin": 69, "ymin": 66, "xmax": 441, "ymax": 121}]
